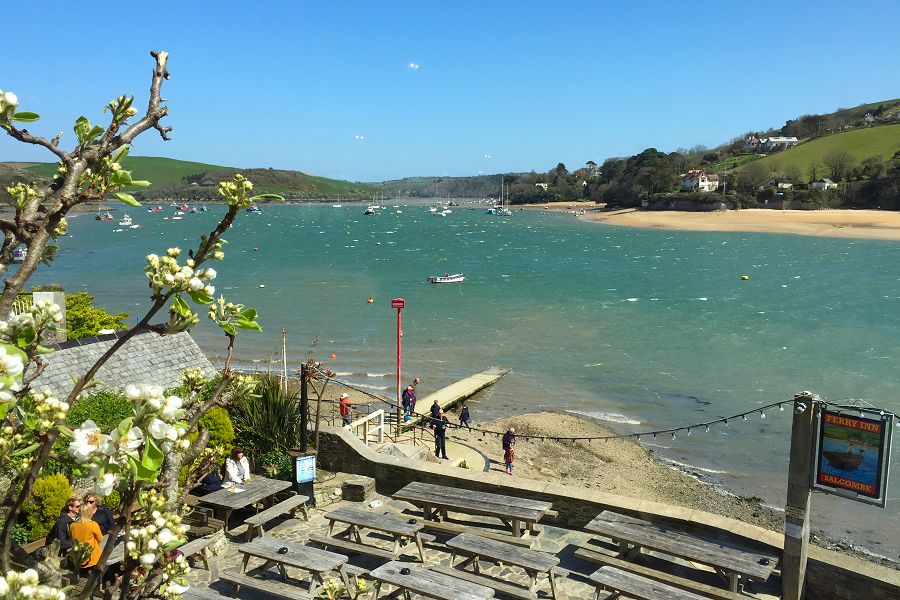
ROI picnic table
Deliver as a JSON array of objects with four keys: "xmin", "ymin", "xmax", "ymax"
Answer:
[
  {"xmin": 369, "ymin": 560, "xmax": 494, "ymax": 600},
  {"xmin": 199, "ymin": 476, "xmax": 292, "ymax": 529},
  {"xmin": 235, "ymin": 535, "xmax": 355, "ymax": 598},
  {"xmin": 446, "ymin": 532, "xmax": 561, "ymax": 598},
  {"xmin": 323, "ymin": 505, "xmax": 427, "ymax": 562},
  {"xmin": 585, "ymin": 511, "xmax": 779, "ymax": 593},
  {"xmin": 393, "ymin": 481, "xmax": 554, "ymax": 538}
]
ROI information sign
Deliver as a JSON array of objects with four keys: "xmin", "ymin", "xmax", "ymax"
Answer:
[
  {"xmin": 295, "ymin": 454, "xmax": 316, "ymax": 483},
  {"xmin": 811, "ymin": 408, "xmax": 893, "ymax": 507}
]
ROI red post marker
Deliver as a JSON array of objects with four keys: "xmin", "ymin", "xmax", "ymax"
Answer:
[{"xmin": 392, "ymin": 298, "xmax": 405, "ymax": 435}]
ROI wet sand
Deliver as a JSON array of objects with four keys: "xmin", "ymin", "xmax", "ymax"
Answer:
[{"xmin": 528, "ymin": 202, "xmax": 900, "ymax": 241}]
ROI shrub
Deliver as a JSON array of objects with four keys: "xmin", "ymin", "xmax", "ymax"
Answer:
[
  {"xmin": 22, "ymin": 473, "xmax": 73, "ymax": 542},
  {"xmin": 66, "ymin": 389, "xmax": 131, "ymax": 433},
  {"xmin": 65, "ymin": 291, "xmax": 129, "ymax": 340},
  {"xmin": 103, "ymin": 489, "xmax": 122, "ymax": 511},
  {"xmin": 257, "ymin": 449, "xmax": 292, "ymax": 479},
  {"xmin": 190, "ymin": 407, "xmax": 235, "ymax": 450},
  {"xmin": 230, "ymin": 375, "xmax": 304, "ymax": 453},
  {"xmin": 11, "ymin": 524, "xmax": 29, "ymax": 546}
]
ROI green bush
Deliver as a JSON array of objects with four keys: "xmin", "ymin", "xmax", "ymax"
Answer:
[
  {"xmin": 230, "ymin": 375, "xmax": 304, "ymax": 453},
  {"xmin": 192, "ymin": 407, "xmax": 235, "ymax": 450},
  {"xmin": 257, "ymin": 449, "xmax": 292, "ymax": 479},
  {"xmin": 66, "ymin": 389, "xmax": 131, "ymax": 432},
  {"xmin": 65, "ymin": 291, "xmax": 129, "ymax": 340},
  {"xmin": 103, "ymin": 489, "xmax": 122, "ymax": 511},
  {"xmin": 22, "ymin": 473, "xmax": 73, "ymax": 542},
  {"xmin": 11, "ymin": 524, "xmax": 29, "ymax": 546}
]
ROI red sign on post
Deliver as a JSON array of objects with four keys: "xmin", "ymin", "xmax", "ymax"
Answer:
[{"xmin": 391, "ymin": 298, "xmax": 405, "ymax": 309}]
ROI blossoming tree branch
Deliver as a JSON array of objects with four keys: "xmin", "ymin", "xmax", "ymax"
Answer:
[{"xmin": 0, "ymin": 51, "xmax": 281, "ymax": 600}]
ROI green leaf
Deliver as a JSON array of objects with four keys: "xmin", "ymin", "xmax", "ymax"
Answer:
[
  {"xmin": 130, "ymin": 180, "xmax": 151, "ymax": 188},
  {"xmin": 141, "ymin": 436, "xmax": 164, "ymax": 473},
  {"xmin": 172, "ymin": 295, "xmax": 191, "ymax": 316},
  {"xmin": 235, "ymin": 318, "xmax": 262, "ymax": 332},
  {"xmin": 110, "ymin": 145, "xmax": 130, "ymax": 163},
  {"xmin": 239, "ymin": 308, "xmax": 258, "ymax": 321},
  {"xmin": 114, "ymin": 192, "xmax": 140, "ymax": 207},
  {"xmin": 117, "ymin": 417, "xmax": 134, "ymax": 438},
  {"xmin": 187, "ymin": 290, "xmax": 214, "ymax": 305},
  {"xmin": 0, "ymin": 342, "xmax": 27, "ymax": 364},
  {"xmin": 16, "ymin": 325, "xmax": 36, "ymax": 347},
  {"xmin": 87, "ymin": 125, "xmax": 104, "ymax": 141},
  {"xmin": 222, "ymin": 323, "xmax": 237, "ymax": 336},
  {"xmin": 11, "ymin": 112, "xmax": 39, "ymax": 123},
  {"xmin": 248, "ymin": 193, "xmax": 284, "ymax": 202},
  {"xmin": 127, "ymin": 454, "xmax": 159, "ymax": 482},
  {"xmin": 36, "ymin": 345, "xmax": 54, "ymax": 355},
  {"xmin": 12, "ymin": 443, "xmax": 40, "ymax": 457}
]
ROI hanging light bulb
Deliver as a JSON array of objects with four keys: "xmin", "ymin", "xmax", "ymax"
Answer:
[
  {"xmin": 687, "ymin": 428, "xmax": 692, "ymax": 436},
  {"xmin": 671, "ymin": 432, "xmax": 676, "ymax": 440},
  {"xmin": 724, "ymin": 419, "xmax": 729, "ymax": 427},
  {"xmin": 741, "ymin": 414, "xmax": 748, "ymax": 421},
  {"xmin": 779, "ymin": 404, "xmax": 785, "ymax": 412},
  {"xmin": 705, "ymin": 424, "xmax": 710, "ymax": 433},
  {"xmin": 760, "ymin": 411, "xmax": 766, "ymax": 419},
  {"xmin": 572, "ymin": 438, "xmax": 578, "ymax": 446}
]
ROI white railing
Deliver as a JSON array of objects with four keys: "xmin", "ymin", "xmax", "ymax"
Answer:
[
  {"xmin": 345, "ymin": 409, "xmax": 385, "ymax": 446},
  {"xmin": 11, "ymin": 294, "xmax": 33, "ymax": 317}
]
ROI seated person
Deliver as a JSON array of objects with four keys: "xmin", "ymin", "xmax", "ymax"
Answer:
[
  {"xmin": 224, "ymin": 446, "xmax": 252, "ymax": 484},
  {"xmin": 45, "ymin": 497, "xmax": 80, "ymax": 555},
  {"xmin": 192, "ymin": 465, "xmax": 224, "ymax": 496},
  {"xmin": 84, "ymin": 493, "xmax": 116, "ymax": 536},
  {"xmin": 70, "ymin": 501, "xmax": 103, "ymax": 570}
]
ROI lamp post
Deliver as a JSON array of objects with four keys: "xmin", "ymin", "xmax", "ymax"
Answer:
[{"xmin": 391, "ymin": 298, "xmax": 405, "ymax": 437}]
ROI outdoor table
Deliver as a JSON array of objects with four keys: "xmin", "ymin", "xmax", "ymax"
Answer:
[
  {"xmin": 393, "ymin": 481, "xmax": 553, "ymax": 537},
  {"xmin": 237, "ymin": 535, "xmax": 355, "ymax": 598},
  {"xmin": 585, "ymin": 510, "xmax": 779, "ymax": 593},
  {"xmin": 324, "ymin": 505, "xmax": 427, "ymax": 562},
  {"xmin": 369, "ymin": 560, "xmax": 494, "ymax": 600},
  {"xmin": 446, "ymin": 532, "xmax": 561, "ymax": 598},
  {"xmin": 199, "ymin": 476, "xmax": 292, "ymax": 530}
]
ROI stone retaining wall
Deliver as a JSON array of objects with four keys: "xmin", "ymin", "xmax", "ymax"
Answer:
[{"xmin": 318, "ymin": 426, "xmax": 900, "ymax": 600}]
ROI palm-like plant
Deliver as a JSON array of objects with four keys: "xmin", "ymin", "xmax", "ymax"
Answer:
[{"xmin": 230, "ymin": 375, "xmax": 305, "ymax": 452}]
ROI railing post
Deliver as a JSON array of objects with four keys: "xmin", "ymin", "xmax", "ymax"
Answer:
[{"xmin": 783, "ymin": 392, "xmax": 818, "ymax": 600}]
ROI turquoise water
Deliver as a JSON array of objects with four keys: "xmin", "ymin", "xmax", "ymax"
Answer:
[{"xmin": 30, "ymin": 203, "xmax": 900, "ymax": 555}]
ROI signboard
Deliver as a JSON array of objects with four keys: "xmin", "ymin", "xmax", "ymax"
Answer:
[
  {"xmin": 811, "ymin": 408, "xmax": 893, "ymax": 507},
  {"xmin": 295, "ymin": 454, "xmax": 316, "ymax": 484},
  {"xmin": 391, "ymin": 298, "xmax": 405, "ymax": 309}
]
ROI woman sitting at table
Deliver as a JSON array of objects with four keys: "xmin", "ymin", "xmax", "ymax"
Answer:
[{"xmin": 224, "ymin": 446, "xmax": 252, "ymax": 484}]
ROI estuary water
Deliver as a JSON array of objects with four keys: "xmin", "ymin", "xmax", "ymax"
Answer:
[{"xmin": 31, "ymin": 203, "xmax": 900, "ymax": 557}]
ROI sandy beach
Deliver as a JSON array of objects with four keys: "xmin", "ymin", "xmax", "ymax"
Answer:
[{"xmin": 528, "ymin": 202, "xmax": 900, "ymax": 241}]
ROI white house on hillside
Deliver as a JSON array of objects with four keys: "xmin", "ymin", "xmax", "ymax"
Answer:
[
  {"xmin": 758, "ymin": 136, "xmax": 799, "ymax": 153},
  {"xmin": 810, "ymin": 178, "xmax": 838, "ymax": 190},
  {"xmin": 680, "ymin": 169, "xmax": 720, "ymax": 192},
  {"xmin": 765, "ymin": 178, "xmax": 793, "ymax": 191}
]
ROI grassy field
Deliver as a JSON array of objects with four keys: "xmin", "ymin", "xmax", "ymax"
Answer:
[
  {"xmin": 708, "ymin": 154, "xmax": 761, "ymax": 173},
  {"xmin": 25, "ymin": 156, "xmax": 232, "ymax": 187},
  {"xmin": 741, "ymin": 124, "xmax": 900, "ymax": 174}
]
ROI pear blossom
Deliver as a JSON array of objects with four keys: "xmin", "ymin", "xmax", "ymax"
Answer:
[
  {"xmin": 148, "ymin": 418, "xmax": 178, "ymax": 441},
  {"xmin": 0, "ymin": 345, "xmax": 24, "ymax": 378},
  {"xmin": 110, "ymin": 425, "xmax": 144, "ymax": 451},
  {"xmin": 96, "ymin": 472, "xmax": 119, "ymax": 496},
  {"xmin": 140, "ymin": 553, "xmax": 157, "ymax": 565},
  {"xmin": 203, "ymin": 268, "xmax": 217, "ymax": 280},
  {"xmin": 68, "ymin": 420, "xmax": 114, "ymax": 462},
  {"xmin": 161, "ymin": 395, "xmax": 183, "ymax": 420},
  {"xmin": 188, "ymin": 277, "xmax": 204, "ymax": 291}
]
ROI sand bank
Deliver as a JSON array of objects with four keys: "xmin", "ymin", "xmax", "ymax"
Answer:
[{"xmin": 527, "ymin": 202, "xmax": 900, "ymax": 241}]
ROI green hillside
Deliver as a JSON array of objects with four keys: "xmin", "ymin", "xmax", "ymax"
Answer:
[
  {"xmin": 25, "ymin": 156, "xmax": 231, "ymax": 187},
  {"xmin": 17, "ymin": 156, "xmax": 374, "ymax": 200},
  {"xmin": 742, "ymin": 124, "xmax": 900, "ymax": 174}
]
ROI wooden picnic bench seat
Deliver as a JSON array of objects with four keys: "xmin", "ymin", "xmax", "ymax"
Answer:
[
  {"xmin": 218, "ymin": 569, "xmax": 313, "ymax": 599},
  {"xmin": 307, "ymin": 533, "xmax": 397, "ymax": 560},
  {"xmin": 585, "ymin": 511, "xmax": 779, "ymax": 592},
  {"xmin": 178, "ymin": 535, "xmax": 220, "ymax": 575},
  {"xmin": 369, "ymin": 560, "xmax": 495, "ymax": 600},
  {"xmin": 574, "ymin": 544, "xmax": 746, "ymax": 600},
  {"xmin": 182, "ymin": 587, "xmax": 230, "ymax": 600},
  {"xmin": 432, "ymin": 565, "xmax": 537, "ymax": 599},
  {"xmin": 244, "ymin": 493, "xmax": 309, "ymax": 541},
  {"xmin": 418, "ymin": 518, "xmax": 535, "ymax": 548},
  {"xmin": 590, "ymin": 565, "xmax": 712, "ymax": 600}
]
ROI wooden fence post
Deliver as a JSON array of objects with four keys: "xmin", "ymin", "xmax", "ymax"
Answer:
[{"xmin": 783, "ymin": 391, "xmax": 818, "ymax": 600}]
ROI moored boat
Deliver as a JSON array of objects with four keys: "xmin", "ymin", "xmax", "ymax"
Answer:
[
  {"xmin": 428, "ymin": 273, "xmax": 465, "ymax": 284},
  {"xmin": 246, "ymin": 205, "xmax": 262, "ymax": 214},
  {"xmin": 12, "ymin": 247, "xmax": 27, "ymax": 263}
]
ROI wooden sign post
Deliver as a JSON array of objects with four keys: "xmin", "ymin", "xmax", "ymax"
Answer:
[{"xmin": 783, "ymin": 391, "xmax": 818, "ymax": 600}]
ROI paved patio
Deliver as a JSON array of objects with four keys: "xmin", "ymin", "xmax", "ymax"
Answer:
[{"xmin": 185, "ymin": 486, "xmax": 781, "ymax": 599}]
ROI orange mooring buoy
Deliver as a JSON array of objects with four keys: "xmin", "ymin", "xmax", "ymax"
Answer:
[
  {"xmin": 367, "ymin": 297, "xmax": 374, "ymax": 303},
  {"xmin": 330, "ymin": 353, "xmax": 337, "ymax": 359}
]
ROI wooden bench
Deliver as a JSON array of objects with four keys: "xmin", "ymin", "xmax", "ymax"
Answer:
[
  {"xmin": 574, "ymin": 545, "xmax": 746, "ymax": 600},
  {"xmin": 182, "ymin": 587, "xmax": 230, "ymax": 600},
  {"xmin": 419, "ymin": 518, "xmax": 535, "ymax": 548},
  {"xmin": 369, "ymin": 560, "xmax": 494, "ymax": 600},
  {"xmin": 178, "ymin": 535, "xmax": 220, "ymax": 576},
  {"xmin": 307, "ymin": 533, "xmax": 397, "ymax": 560},
  {"xmin": 219, "ymin": 570, "xmax": 312, "ymax": 599},
  {"xmin": 244, "ymin": 494, "xmax": 309, "ymax": 541},
  {"xmin": 432, "ymin": 564, "xmax": 536, "ymax": 599},
  {"xmin": 590, "ymin": 566, "xmax": 711, "ymax": 600}
]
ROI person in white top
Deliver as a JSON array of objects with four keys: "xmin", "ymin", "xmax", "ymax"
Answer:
[{"xmin": 224, "ymin": 446, "xmax": 252, "ymax": 483}]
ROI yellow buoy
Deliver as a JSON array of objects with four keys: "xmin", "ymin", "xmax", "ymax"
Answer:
[
  {"xmin": 376, "ymin": 241, "xmax": 381, "ymax": 245},
  {"xmin": 367, "ymin": 297, "xmax": 374, "ymax": 303},
  {"xmin": 741, "ymin": 275, "xmax": 749, "ymax": 281}
]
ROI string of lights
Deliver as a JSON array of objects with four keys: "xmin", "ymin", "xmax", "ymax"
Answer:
[{"xmin": 322, "ymin": 377, "xmax": 900, "ymax": 444}]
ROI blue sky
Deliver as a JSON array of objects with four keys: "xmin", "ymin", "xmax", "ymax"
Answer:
[{"xmin": 2, "ymin": 1, "xmax": 899, "ymax": 181}]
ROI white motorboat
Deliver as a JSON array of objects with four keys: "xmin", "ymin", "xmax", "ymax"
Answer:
[
  {"xmin": 12, "ymin": 247, "xmax": 26, "ymax": 263},
  {"xmin": 428, "ymin": 273, "xmax": 465, "ymax": 284},
  {"xmin": 118, "ymin": 214, "xmax": 133, "ymax": 226}
]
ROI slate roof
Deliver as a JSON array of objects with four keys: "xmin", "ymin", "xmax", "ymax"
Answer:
[{"xmin": 30, "ymin": 330, "xmax": 217, "ymax": 398}]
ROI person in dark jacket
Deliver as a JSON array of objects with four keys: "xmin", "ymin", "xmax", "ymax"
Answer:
[
  {"xmin": 460, "ymin": 404, "xmax": 471, "ymax": 429},
  {"xmin": 429, "ymin": 398, "xmax": 441, "ymax": 423},
  {"xmin": 401, "ymin": 385, "xmax": 415, "ymax": 421},
  {"xmin": 46, "ymin": 497, "xmax": 80, "ymax": 554},
  {"xmin": 192, "ymin": 466, "xmax": 224, "ymax": 496},
  {"xmin": 84, "ymin": 493, "xmax": 117, "ymax": 536},
  {"xmin": 433, "ymin": 409, "xmax": 449, "ymax": 460}
]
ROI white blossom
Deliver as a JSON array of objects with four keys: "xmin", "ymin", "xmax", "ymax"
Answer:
[
  {"xmin": 96, "ymin": 472, "xmax": 118, "ymax": 496},
  {"xmin": 68, "ymin": 420, "xmax": 114, "ymax": 462},
  {"xmin": 110, "ymin": 425, "xmax": 144, "ymax": 451}
]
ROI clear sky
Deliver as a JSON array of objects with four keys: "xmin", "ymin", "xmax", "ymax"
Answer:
[{"xmin": 2, "ymin": 1, "xmax": 899, "ymax": 181}]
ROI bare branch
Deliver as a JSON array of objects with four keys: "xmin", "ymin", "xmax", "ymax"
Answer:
[
  {"xmin": 4, "ymin": 126, "xmax": 72, "ymax": 164},
  {"xmin": 116, "ymin": 51, "xmax": 171, "ymax": 146}
]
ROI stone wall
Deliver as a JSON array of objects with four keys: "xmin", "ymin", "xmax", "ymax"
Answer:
[{"xmin": 318, "ymin": 427, "xmax": 900, "ymax": 600}]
